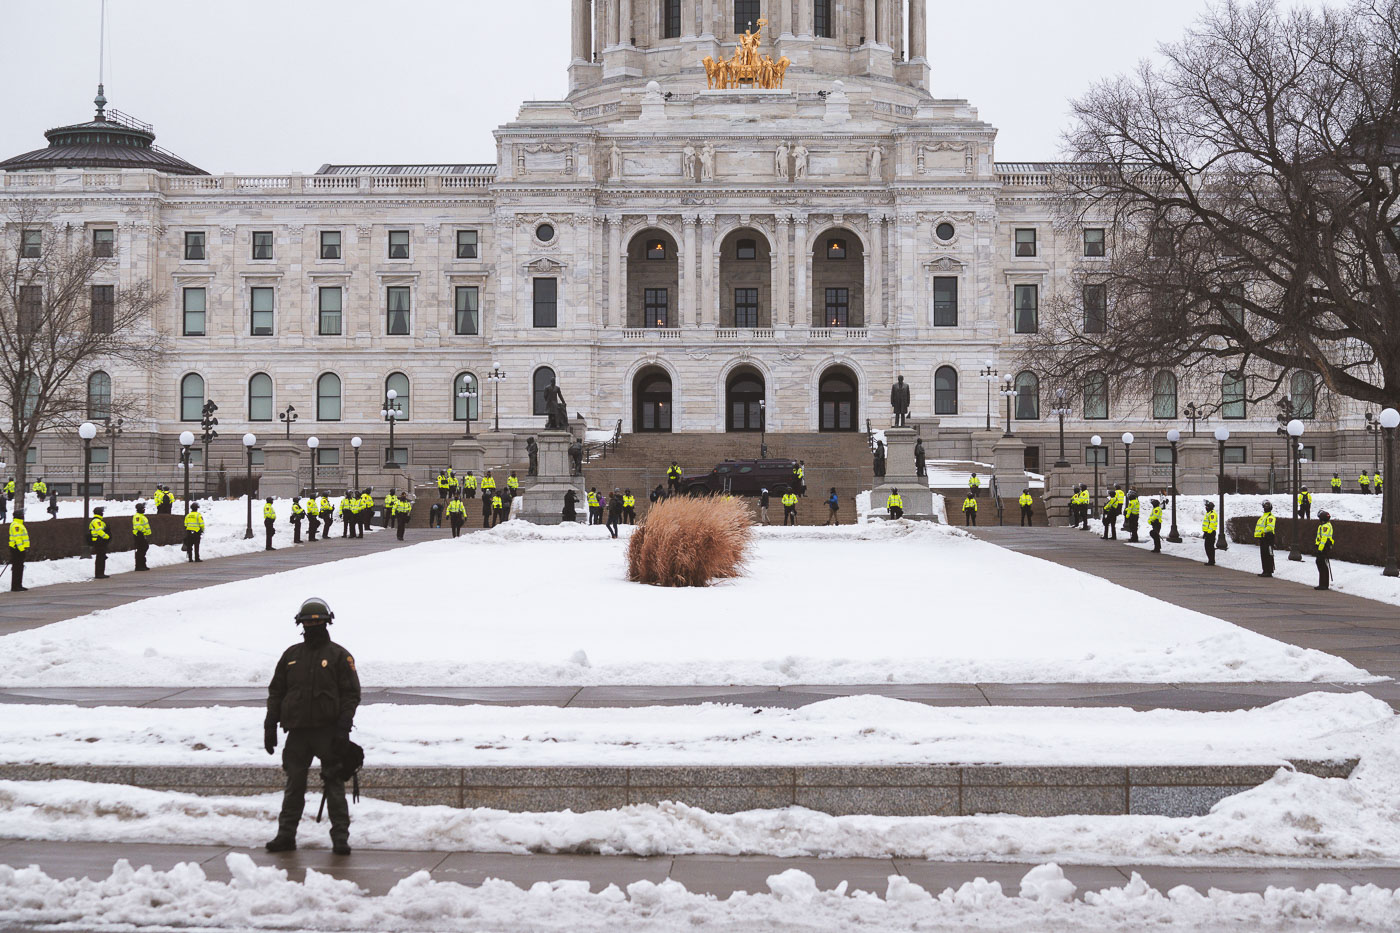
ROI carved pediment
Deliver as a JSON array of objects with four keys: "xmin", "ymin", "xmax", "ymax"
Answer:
[
  {"xmin": 524, "ymin": 256, "xmax": 567, "ymax": 274},
  {"xmin": 924, "ymin": 257, "xmax": 965, "ymax": 272},
  {"xmin": 916, "ymin": 142, "xmax": 972, "ymax": 175}
]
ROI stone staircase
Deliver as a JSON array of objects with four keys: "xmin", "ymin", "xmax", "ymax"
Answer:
[{"xmin": 939, "ymin": 492, "xmax": 1049, "ymax": 527}]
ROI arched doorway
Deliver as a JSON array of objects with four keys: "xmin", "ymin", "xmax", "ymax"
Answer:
[
  {"xmin": 811, "ymin": 228, "xmax": 864, "ymax": 327},
  {"xmin": 627, "ymin": 228, "xmax": 679, "ymax": 328},
  {"xmin": 719, "ymin": 228, "xmax": 772, "ymax": 328},
  {"xmin": 818, "ymin": 366, "xmax": 858, "ymax": 432},
  {"xmin": 633, "ymin": 367, "xmax": 673, "ymax": 432},
  {"xmin": 726, "ymin": 367, "xmax": 765, "ymax": 432}
]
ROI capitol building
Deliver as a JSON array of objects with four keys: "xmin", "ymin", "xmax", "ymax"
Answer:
[{"xmin": 1, "ymin": 0, "xmax": 1362, "ymax": 491}]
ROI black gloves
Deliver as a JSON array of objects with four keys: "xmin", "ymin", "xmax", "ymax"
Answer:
[
  {"xmin": 333, "ymin": 727, "xmax": 351, "ymax": 759},
  {"xmin": 264, "ymin": 722, "xmax": 278, "ymax": 755}
]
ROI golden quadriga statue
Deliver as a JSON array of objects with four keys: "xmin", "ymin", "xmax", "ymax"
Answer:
[{"xmin": 703, "ymin": 19, "xmax": 790, "ymax": 90}]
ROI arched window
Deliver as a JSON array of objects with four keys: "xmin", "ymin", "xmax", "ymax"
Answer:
[
  {"xmin": 317, "ymin": 373, "xmax": 342, "ymax": 422},
  {"xmin": 1152, "ymin": 370, "xmax": 1177, "ymax": 419},
  {"xmin": 385, "ymin": 372, "xmax": 410, "ymax": 420},
  {"xmin": 1083, "ymin": 372, "xmax": 1109, "ymax": 419},
  {"xmin": 1290, "ymin": 372, "xmax": 1315, "ymax": 419},
  {"xmin": 1014, "ymin": 371, "xmax": 1040, "ymax": 420},
  {"xmin": 934, "ymin": 366, "xmax": 958, "ymax": 415},
  {"xmin": 248, "ymin": 373, "xmax": 273, "ymax": 422},
  {"xmin": 1221, "ymin": 372, "xmax": 1246, "ymax": 419},
  {"xmin": 454, "ymin": 372, "xmax": 479, "ymax": 421},
  {"xmin": 86, "ymin": 371, "xmax": 111, "ymax": 421},
  {"xmin": 533, "ymin": 367, "xmax": 557, "ymax": 415},
  {"xmin": 179, "ymin": 373, "xmax": 204, "ymax": 422}
]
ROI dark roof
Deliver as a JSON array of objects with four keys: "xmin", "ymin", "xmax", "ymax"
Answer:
[{"xmin": 0, "ymin": 96, "xmax": 206, "ymax": 176}]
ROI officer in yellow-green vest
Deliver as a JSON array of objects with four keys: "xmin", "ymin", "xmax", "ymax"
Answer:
[
  {"xmin": 290, "ymin": 496, "xmax": 305, "ymax": 543},
  {"xmin": 1254, "ymin": 501, "xmax": 1276, "ymax": 577},
  {"xmin": 506, "ymin": 472, "xmax": 520, "ymax": 501},
  {"xmin": 586, "ymin": 487, "xmax": 601, "ymax": 526},
  {"xmin": 480, "ymin": 472, "xmax": 496, "ymax": 500},
  {"xmin": 781, "ymin": 491, "xmax": 799, "ymax": 525},
  {"xmin": 962, "ymin": 495, "xmax": 977, "ymax": 526},
  {"xmin": 1147, "ymin": 498, "xmax": 1164, "ymax": 553},
  {"xmin": 462, "ymin": 472, "xmax": 478, "ymax": 499},
  {"xmin": 89, "ymin": 507, "xmax": 110, "ymax": 579},
  {"xmin": 1331, "ymin": 473, "xmax": 1342, "ymax": 493},
  {"xmin": 319, "ymin": 494, "xmax": 333, "ymax": 529},
  {"xmin": 306, "ymin": 494, "xmax": 321, "ymax": 542},
  {"xmin": 1124, "ymin": 491, "xmax": 1142, "ymax": 543},
  {"xmin": 886, "ymin": 489, "xmax": 904, "ymax": 520},
  {"xmin": 490, "ymin": 492, "xmax": 505, "ymax": 527},
  {"xmin": 132, "ymin": 501, "xmax": 152, "ymax": 572},
  {"xmin": 393, "ymin": 493, "xmax": 412, "ymax": 540},
  {"xmin": 447, "ymin": 496, "xmax": 466, "ymax": 537},
  {"xmin": 436, "ymin": 470, "xmax": 451, "ymax": 500},
  {"xmin": 184, "ymin": 503, "xmax": 205, "ymax": 562},
  {"xmin": 667, "ymin": 462, "xmax": 683, "ymax": 495},
  {"xmin": 1360, "ymin": 471, "xmax": 1372, "ymax": 495},
  {"xmin": 621, "ymin": 490, "xmax": 636, "ymax": 524},
  {"xmin": 1314, "ymin": 510, "xmax": 1334, "ymax": 591},
  {"xmin": 1018, "ymin": 490, "xmax": 1034, "ymax": 527},
  {"xmin": 264, "ymin": 498, "xmax": 278, "ymax": 551},
  {"xmin": 1201, "ymin": 501, "xmax": 1218, "ymax": 566},
  {"xmin": 968, "ymin": 472, "xmax": 982, "ymax": 499},
  {"xmin": 31, "ymin": 478, "xmax": 47, "ymax": 500},
  {"xmin": 1103, "ymin": 486, "xmax": 1124, "ymax": 540},
  {"xmin": 1297, "ymin": 486, "xmax": 1312, "ymax": 520},
  {"xmin": 8, "ymin": 510, "xmax": 29, "ymax": 591}
]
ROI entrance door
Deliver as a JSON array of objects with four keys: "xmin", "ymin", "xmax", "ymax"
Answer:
[
  {"xmin": 818, "ymin": 368, "xmax": 858, "ymax": 431},
  {"xmin": 635, "ymin": 371, "xmax": 673, "ymax": 432},
  {"xmin": 726, "ymin": 371, "xmax": 764, "ymax": 431}
]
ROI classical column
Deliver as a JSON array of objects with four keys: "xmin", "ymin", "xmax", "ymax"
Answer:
[
  {"xmin": 572, "ymin": 0, "xmax": 590, "ymax": 60},
  {"xmin": 870, "ymin": 214, "xmax": 886, "ymax": 325},
  {"xmin": 896, "ymin": 211, "xmax": 915, "ymax": 324},
  {"xmin": 864, "ymin": 0, "xmax": 877, "ymax": 43},
  {"xmin": 607, "ymin": 217, "xmax": 623, "ymax": 327},
  {"xmin": 893, "ymin": 0, "xmax": 905, "ymax": 59},
  {"xmin": 608, "ymin": 0, "xmax": 620, "ymax": 45},
  {"xmin": 700, "ymin": 215, "xmax": 716, "ymax": 324},
  {"xmin": 682, "ymin": 215, "xmax": 698, "ymax": 326},
  {"xmin": 799, "ymin": 0, "xmax": 813, "ymax": 37},
  {"xmin": 700, "ymin": 0, "xmax": 714, "ymax": 36},
  {"xmin": 775, "ymin": 215, "xmax": 791, "ymax": 326},
  {"xmin": 792, "ymin": 215, "xmax": 809, "ymax": 327},
  {"xmin": 769, "ymin": 0, "xmax": 785, "ymax": 38},
  {"xmin": 909, "ymin": 0, "xmax": 926, "ymax": 59},
  {"xmin": 619, "ymin": 0, "xmax": 632, "ymax": 44},
  {"xmin": 594, "ymin": 0, "xmax": 607, "ymax": 57}
]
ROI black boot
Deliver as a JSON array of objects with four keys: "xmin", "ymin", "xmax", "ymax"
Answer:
[
  {"xmin": 265, "ymin": 835, "xmax": 297, "ymax": 853},
  {"xmin": 332, "ymin": 839, "xmax": 351, "ymax": 856}
]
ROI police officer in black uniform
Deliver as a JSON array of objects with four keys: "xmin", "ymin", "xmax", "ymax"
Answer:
[{"xmin": 264, "ymin": 597, "xmax": 361, "ymax": 856}]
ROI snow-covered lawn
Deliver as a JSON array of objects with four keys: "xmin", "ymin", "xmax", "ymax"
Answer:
[
  {"xmin": 4, "ymin": 853, "xmax": 1400, "ymax": 932},
  {"xmin": 0, "ymin": 692, "xmax": 1383, "ymax": 768},
  {"xmin": 0, "ymin": 523, "xmax": 1368, "ymax": 687},
  {"xmin": 1084, "ymin": 493, "xmax": 1400, "ymax": 606},
  {"xmin": 6, "ymin": 496, "xmax": 382, "ymax": 590}
]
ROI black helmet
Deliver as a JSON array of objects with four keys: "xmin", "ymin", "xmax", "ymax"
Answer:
[
  {"xmin": 295, "ymin": 597, "xmax": 334, "ymax": 625},
  {"xmin": 1263, "ymin": 500, "xmax": 1273, "ymax": 511}
]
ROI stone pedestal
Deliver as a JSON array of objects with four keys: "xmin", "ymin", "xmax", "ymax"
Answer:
[
  {"xmin": 871, "ymin": 427, "xmax": 935, "ymax": 520},
  {"xmin": 260, "ymin": 440, "xmax": 303, "ymax": 499},
  {"xmin": 569, "ymin": 416, "xmax": 588, "ymax": 444},
  {"xmin": 479, "ymin": 433, "xmax": 517, "ymax": 472},
  {"xmin": 971, "ymin": 429, "xmax": 1002, "ymax": 466},
  {"xmin": 993, "ymin": 436, "xmax": 1027, "ymax": 497},
  {"xmin": 513, "ymin": 431, "xmax": 586, "ymax": 525},
  {"xmin": 1178, "ymin": 437, "xmax": 1217, "ymax": 496},
  {"xmin": 449, "ymin": 439, "xmax": 484, "ymax": 477}
]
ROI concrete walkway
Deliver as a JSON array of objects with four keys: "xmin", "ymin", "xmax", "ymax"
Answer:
[{"xmin": 2, "ymin": 839, "xmax": 1396, "ymax": 898}]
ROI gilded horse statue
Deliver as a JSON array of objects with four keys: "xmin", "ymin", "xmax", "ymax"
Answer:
[{"xmin": 701, "ymin": 19, "xmax": 788, "ymax": 90}]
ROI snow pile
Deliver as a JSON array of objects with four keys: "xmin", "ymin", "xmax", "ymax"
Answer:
[
  {"xmin": 0, "ymin": 693, "xmax": 1385, "ymax": 768},
  {"xmin": 0, "ymin": 523, "xmax": 1367, "ymax": 686},
  {"xmin": 3, "ymin": 852, "xmax": 1400, "ymax": 931}
]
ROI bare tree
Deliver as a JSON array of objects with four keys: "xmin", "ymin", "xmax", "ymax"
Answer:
[
  {"xmin": 0, "ymin": 203, "xmax": 162, "ymax": 510},
  {"xmin": 1023, "ymin": 0, "xmax": 1400, "ymax": 416}
]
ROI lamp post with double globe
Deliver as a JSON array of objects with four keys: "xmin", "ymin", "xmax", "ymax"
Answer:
[
  {"xmin": 381, "ymin": 390, "xmax": 402, "ymax": 468},
  {"xmin": 1121, "ymin": 432, "xmax": 1135, "ymax": 491},
  {"xmin": 242, "ymin": 433, "xmax": 256, "ymax": 539},
  {"xmin": 1000, "ymin": 373, "xmax": 1016, "ymax": 436},
  {"xmin": 78, "ymin": 421, "xmax": 97, "ymax": 522},
  {"xmin": 1380, "ymin": 408, "xmax": 1399, "ymax": 577},
  {"xmin": 1166, "ymin": 428, "xmax": 1182, "ymax": 543},
  {"xmin": 980, "ymin": 362, "xmax": 998, "ymax": 432},
  {"xmin": 1214, "ymin": 426, "xmax": 1230, "ymax": 550},
  {"xmin": 1089, "ymin": 434, "xmax": 1103, "ymax": 516},
  {"xmin": 179, "ymin": 430, "xmax": 195, "ymax": 514},
  {"xmin": 351, "ymin": 436, "xmax": 362, "ymax": 490},
  {"xmin": 1050, "ymin": 388, "xmax": 1072, "ymax": 467},
  {"xmin": 1287, "ymin": 419, "xmax": 1305, "ymax": 562},
  {"xmin": 307, "ymin": 436, "xmax": 320, "ymax": 498}
]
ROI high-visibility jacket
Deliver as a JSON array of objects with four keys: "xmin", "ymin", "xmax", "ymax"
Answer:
[
  {"xmin": 447, "ymin": 499, "xmax": 466, "ymax": 516},
  {"xmin": 491, "ymin": 494, "xmax": 504, "ymax": 509},
  {"xmin": 1018, "ymin": 493, "xmax": 1033, "ymax": 507},
  {"xmin": 886, "ymin": 493, "xmax": 903, "ymax": 509},
  {"xmin": 1125, "ymin": 498, "xmax": 1140, "ymax": 517},
  {"xmin": 384, "ymin": 494, "xmax": 397, "ymax": 513},
  {"xmin": 31, "ymin": 481, "xmax": 47, "ymax": 496},
  {"xmin": 319, "ymin": 496, "xmax": 333, "ymax": 514},
  {"xmin": 507, "ymin": 475, "xmax": 520, "ymax": 490},
  {"xmin": 1298, "ymin": 491, "xmax": 1312, "ymax": 507},
  {"xmin": 1360, "ymin": 474, "xmax": 1372, "ymax": 488},
  {"xmin": 667, "ymin": 465, "xmax": 682, "ymax": 480},
  {"xmin": 587, "ymin": 491, "xmax": 600, "ymax": 508},
  {"xmin": 308, "ymin": 498, "xmax": 322, "ymax": 517},
  {"xmin": 963, "ymin": 497, "xmax": 977, "ymax": 512},
  {"xmin": 1316, "ymin": 521, "xmax": 1334, "ymax": 551},
  {"xmin": 481, "ymin": 476, "xmax": 497, "ymax": 491},
  {"xmin": 338, "ymin": 498, "xmax": 350, "ymax": 516},
  {"xmin": 88, "ymin": 516, "xmax": 109, "ymax": 541},
  {"xmin": 393, "ymin": 498, "xmax": 412, "ymax": 516},
  {"xmin": 184, "ymin": 512, "xmax": 205, "ymax": 532},
  {"xmin": 781, "ymin": 493, "xmax": 798, "ymax": 507},
  {"xmin": 1148, "ymin": 506, "xmax": 1163, "ymax": 526},
  {"xmin": 1109, "ymin": 491, "xmax": 1125, "ymax": 510},
  {"xmin": 462, "ymin": 475, "xmax": 477, "ymax": 490},
  {"xmin": 8, "ymin": 518, "xmax": 28, "ymax": 551},
  {"xmin": 153, "ymin": 489, "xmax": 169, "ymax": 508},
  {"xmin": 292, "ymin": 501, "xmax": 305, "ymax": 518},
  {"xmin": 1331, "ymin": 477, "xmax": 1342, "ymax": 490},
  {"xmin": 1202, "ymin": 511, "xmax": 1218, "ymax": 535},
  {"xmin": 1377, "ymin": 475, "xmax": 1384, "ymax": 491},
  {"xmin": 622, "ymin": 495, "xmax": 635, "ymax": 508},
  {"xmin": 263, "ymin": 503, "xmax": 276, "ymax": 520},
  {"xmin": 1254, "ymin": 513, "xmax": 1276, "ymax": 538},
  {"xmin": 132, "ymin": 514, "xmax": 152, "ymax": 538},
  {"xmin": 796, "ymin": 466, "xmax": 805, "ymax": 480},
  {"xmin": 359, "ymin": 494, "xmax": 372, "ymax": 513},
  {"xmin": 3, "ymin": 481, "xmax": 14, "ymax": 495},
  {"xmin": 968, "ymin": 476, "xmax": 981, "ymax": 489},
  {"xmin": 436, "ymin": 474, "xmax": 450, "ymax": 490}
]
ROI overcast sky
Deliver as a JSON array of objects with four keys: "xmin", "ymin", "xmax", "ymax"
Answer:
[{"xmin": 0, "ymin": 0, "xmax": 1333, "ymax": 173}]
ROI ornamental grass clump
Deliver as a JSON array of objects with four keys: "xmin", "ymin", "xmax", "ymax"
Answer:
[{"xmin": 626, "ymin": 495, "xmax": 752, "ymax": 587}]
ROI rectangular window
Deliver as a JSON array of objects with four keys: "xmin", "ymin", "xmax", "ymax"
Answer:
[
  {"xmin": 1086, "ymin": 446, "xmax": 1109, "ymax": 466},
  {"xmin": 89, "ymin": 447, "xmax": 110, "ymax": 466},
  {"xmin": 1153, "ymin": 445, "xmax": 1174, "ymax": 464},
  {"xmin": 1224, "ymin": 446, "xmax": 1247, "ymax": 464},
  {"xmin": 734, "ymin": 288, "xmax": 758, "ymax": 327},
  {"xmin": 933, "ymin": 276, "xmax": 957, "ymax": 327},
  {"xmin": 1083, "ymin": 375, "xmax": 1108, "ymax": 420},
  {"xmin": 1222, "ymin": 374, "xmax": 1246, "ymax": 419},
  {"xmin": 386, "ymin": 286, "xmax": 411, "ymax": 335},
  {"xmin": 736, "ymin": 239, "xmax": 757, "ymax": 260},
  {"xmin": 182, "ymin": 287, "xmax": 206, "ymax": 336},
  {"xmin": 184, "ymin": 231, "xmax": 206, "ymax": 261},
  {"xmin": 315, "ymin": 448, "xmax": 340, "ymax": 466},
  {"xmin": 250, "ymin": 449, "xmax": 265, "ymax": 467},
  {"xmin": 18, "ymin": 285, "xmax": 41, "ymax": 334},
  {"xmin": 1083, "ymin": 228, "xmax": 1105, "ymax": 257},
  {"xmin": 1300, "ymin": 445, "xmax": 1316, "ymax": 461},
  {"xmin": 318, "ymin": 287, "xmax": 343, "ymax": 335},
  {"xmin": 663, "ymin": 0, "xmax": 681, "ymax": 38},
  {"xmin": 734, "ymin": 0, "xmax": 759, "ymax": 32},
  {"xmin": 384, "ymin": 446, "xmax": 407, "ymax": 467},
  {"xmin": 92, "ymin": 228, "xmax": 115, "ymax": 258},
  {"xmin": 1082, "ymin": 283, "xmax": 1107, "ymax": 333},
  {"xmin": 90, "ymin": 285, "xmax": 115, "ymax": 333},
  {"xmin": 251, "ymin": 231, "xmax": 274, "ymax": 260},
  {"xmin": 644, "ymin": 287, "xmax": 669, "ymax": 327},
  {"xmin": 1150, "ymin": 228, "xmax": 1173, "ymax": 258},
  {"xmin": 1221, "ymin": 284, "xmax": 1245, "ymax": 327},
  {"xmin": 319, "ymin": 230, "xmax": 341, "ymax": 260},
  {"xmin": 1014, "ymin": 284, "xmax": 1039, "ymax": 334},
  {"xmin": 24, "ymin": 448, "xmax": 37, "ymax": 467},
  {"xmin": 250, "ymin": 287, "xmax": 274, "ymax": 336},
  {"xmin": 19, "ymin": 229, "xmax": 41, "ymax": 258},
  {"xmin": 824, "ymin": 287, "xmax": 849, "ymax": 327},
  {"xmin": 814, "ymin": 0, "xmax": 832, "ymax": 37},
  {"xmin": 532, "ymin": 278, "xmax": 558, "ymax": 328},
  {"xmin": 387, "ymin": 229, "xmax": 410, "ymax": 259},
  {"xmin": 1014, "ymin": 228, "xmax": 1037, "ymax": 257},
  {"xmin": 455, "ymin": 229, "xmax": 478, "ymax": 259},
  {"xmin": 454, "ymin": 285, "xmax": 479, "ymax": 335}
]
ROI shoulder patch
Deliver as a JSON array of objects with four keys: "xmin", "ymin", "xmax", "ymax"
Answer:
[
  {"xmin": 346, "ymin": 655, "xmax": 356, "ymax": 671},
  {"xmin": 321, "ymin": 659, "xmax": 328, "ymax": 668},
  {"xmin": 287, "ymin": 660, "xmax": 297, "ymax": 665}
]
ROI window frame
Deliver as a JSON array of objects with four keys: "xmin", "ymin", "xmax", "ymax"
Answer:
[
  {"xmin": 733, "ymin": 287, "xmax": 759, "ymax": 327},
  {"xmin": 1014, "ymin": 371, "xmax": 1040, "ymax": 420},
  {"xmin": 181, "ymin": 287, "xmax": 206, "ymax": 336},
  {"xmin": 315, "ymin": 447, "xmax": 340, "ymax": 467},
  {"xmin": 19, "ymin": 229, "xmax": 41, "ymax": 259},
  {"xmin": 386, "ymin": 285, "xmax": 411, "ymax": 335},
  {"xmin": 251, "ymin": 230, "xmax": 274, "ymax": 261},
  {"xmin": 1082, "ymin": 282, "xmax": 1107, "ymax": 333},
  {"xmin": 1083, "ymin": 228, "xmax": 1106, "ymax": 257},
  {"xmin": 663, "ymin": 0, "xmax": 682, "ymax": 37},
  {"xmin": 646, "ymin": 239, "xmax": 668, "ymax": 260},
  {"xmin": 18, "ymin": 285, "xmax": 41, "ymax": 335},
  {"xmin": 824, "ymin": 287, "xmax": 849, "ymax": 327},
  {"xmin": 1223, "ymin": 445, "xmax": 1248, "ymax": 464},
  {"xmin": 1221, "ymin": 372, "xmax": 1247, "ymax": 420},
  {"xmin": 454, "ymin": 372, "xmax": 480, "ymax": 421},
  {"xmin": 86, "ymin": 371, "xmax": 112, "ymax": 421},
  {"xmin": 319, "ymin": 230, "xmax": 342, "ymax": 261},
  {"xmin": 826, "ymin": 238, "xmax": 847, "ymax": 260},
  {"xmin": 454, "ymin": 285, "xmax": 480, "ymax": 335},
  {"xmin": 1013, "ymin": 283, "xmax": 1039, "ymax": 334},
  {"xmin": 90, "ymin": 284, "xmax": 115, "ymax": 333},
  {"xmin": 179, "ymin": 373, "xmax": 204, "ymax": 422},
  {"xmin": 249, "ymin": 286, "xmax": 275, "ymax": 336},
  {"xmin": 532, "ymin": 277, "xmax": 558, "ymax": 328},
  {"xmin": 385, "ymin": 372, "xmax": 411, "ymax": 420},
  {"xmin": 455, "ymin": 229, "xmax": 479, "ymax": 260},
  {"xmin": 1014, "ymin": 227, "xmax": 1037, "ymax": 257},
  {"xmin": 387, "ymin": 229, "xmax": 411, "ymax": 260},
  {"xmin": 316, "ymin": 372, "xmax": 342, "ymax": 422},
  {"xmin": 814, "ymin": 0, "xmax": 833, "ymax": 37},
  {"xmin": 644, "ymin": 287, "xmax": 670, "ymax": 328},
  {"xmin": 1082, "ymin": 371, "xmax": 1109, "ymax": 420},
  {"xmin": 934, "ymin": 366, "xmax": 959, "ymax": 415},
  {"xmin": 1290, "ymin": 372, "xmax": 1316, "ymax": 420},
  {"xmin": 735, "ymin": 238, "xmax": 757, "ymax": 260},
  {"xmin": 318, "ymin": 286, "xmax": 343, "ymax": 336},
  {"xmin": 734, "ymin": 0, "xmax": 759, "ymax": 33},
  {"xmin": 248, "ymin": 372, "xmax": 274, "ymax": 422},
  {"xmin": 1152, "ymin": 370, "xmax": 1178, "ymax": 420},
  {"xmin": 92, "ymin": 228, "xmax": 115, "ymax": 258},
  {"xmin": 183, "ymin": 230, "xmax": 206, "ymax": 261},
  {"xmin": 933, "ymin": 276, "xmax": 958, "ymax": 327},
  {"xmin": 1086, "ymin": 446, "xmax": 1109, "ymax": 466}
]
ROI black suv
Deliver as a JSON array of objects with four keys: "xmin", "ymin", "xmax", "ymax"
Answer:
[{"xmin": 684, "ymin": 459, "xmax": 799, "ymax": 497}]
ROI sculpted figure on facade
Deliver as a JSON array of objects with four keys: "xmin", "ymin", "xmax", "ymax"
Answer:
[
  {"xmin": 608, "ymin": 144, "xmax": 622, "ymax": 180},
  {"xmin": 792, "ymin": 144, "xmax": 809, "ymax": 180},
  {"xmin": 699, "ymin": 143, "xmax": 716, "ymax": 182},
  {"xmin": 868, "ymin": 145, "xmax": 883, "ymax": 180},
  {"xmin": 682, "ymin": 143, "xmax": 698, "ymax": 181},
  {"xmin": 774, "ymin": 141, "xmax": 789, "ymax": 179}
]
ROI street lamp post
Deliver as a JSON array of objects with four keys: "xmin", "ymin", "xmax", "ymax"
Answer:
[
  {"xmin": 307, "ymin": 436, "xmax": 320, "ymax": 497},
  {"xmin": 1379, "ymin": 407, "xmax": 1399, "ymax": 577},
  {"xmin": 486, "ymin": 362, "xmax": 508, "ymax": 433},
  {"xmin": 199, "ymin": 401, "xmax": 219, "ymax": 498},
  {"xmin": 1214, "ymin": 426, "xmax": 1230, "ymax": 550},
  {"xmin": 1183, "ymin": 402, "xmax": 1202, "ymax": 437},
  {"xmin": 980, "ymin": 361, "xmax": 998, "ymax": 432},
  {"xmin": 242, "ymin": 433, "xmax": 256, "ymax": 540},
  {"xmin": 102, "ymin": 417, "xmax": 123, "ymax": 498},
  {"xmin": 1051, "ymin": 388, "xmax": 1072, "ymax": 467},
  {"xmin": 1166, "ymin": 428, "xmax": 1182, "ymax": 543},
  {"xmin": 759, "ymin": 398, "xmax": 768, "ymax": 458},
  {"xmin": 457, "ymin": 382, "xmax": 479, "ymax": 438},
  {"xmin": 179, "ymin": 430, "xmax": 195, "ymax": 514},
  {"xmin": 78, "ymin": 422, "xmax": 97, "ymax": 522},
  {"xmin": 1000, "ymin": 373, "xmax": 1016, "ymax": 436},
  {"xmin": 1090, "ymin": 434, "xmax": 1103, "ymax": 516},
  {"xmin": 1365, "ymin": 411, "xmax": 1382, "ymax": 478},
  {"xmin": 278, "ymin": 404, "xmax": 298, "ymax": 440},
  {"xmin": 380, "ymin": 390, "xmax": 402, "ymax": 469},
  {"xmin": 1287, "ymin": 419, "xmax": 1305, "ymax": 561},
  {"xmin": 351, "ymin": 436, "xmax": 362, "ymax": 490},
  {"xmin": 1121, "ymin": 432, "xmax": 1134, "ymax": 490}
]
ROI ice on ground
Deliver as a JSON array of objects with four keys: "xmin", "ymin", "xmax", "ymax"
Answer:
[
  {"xmin": 0, "ymin": 692, "xmax": 1385, "ymax": 768},
  {"xmin": 0, "ymin": 521, "xmax": 1368, "ymax": 686}
]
